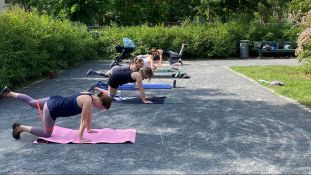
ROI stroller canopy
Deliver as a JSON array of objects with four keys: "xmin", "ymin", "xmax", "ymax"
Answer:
[{"xmin": 123, "ymin": 38, "xmax": 135, "ymax": 48}]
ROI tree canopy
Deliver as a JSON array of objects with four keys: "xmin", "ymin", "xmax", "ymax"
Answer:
[{"xmin": 8, "ymin": 0, "xmax": 311, "ymax": 26}]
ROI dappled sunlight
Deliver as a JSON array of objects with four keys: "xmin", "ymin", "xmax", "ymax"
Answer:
[{"xmin": 230, "ymin": 158, "xmax": 280, "ymax": 174}]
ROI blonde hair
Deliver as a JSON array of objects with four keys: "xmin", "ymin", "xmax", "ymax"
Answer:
[
  {"xmin": 149, "ymin": 48, "xmax": 157, "ymax": 55},
  {"xmin": 132, "ymin": 56, "xmax": 144, "ymax": 64},
  {"xmin": 139, "ymin": 67, "xmax": 153, "ymax": 81}
]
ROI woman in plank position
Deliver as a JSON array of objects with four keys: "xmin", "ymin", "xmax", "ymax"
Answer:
[
  {"xmin": 92, "ymin": 66, "xmax": 154, "ymax": 104},
  {"xmin": 86, "ymin": 57, "xmax": 144, "ymax": 77},
  {"xmin": 135, "ymin": 53, "xmax": 160, "ymax": 71},
  {"xmin": 0, "ymin": 86, "xmax": 113, "ymax": 143}
]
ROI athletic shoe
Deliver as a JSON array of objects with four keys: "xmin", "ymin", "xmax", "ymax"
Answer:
[
  {"xmin": 178, "ymin": 59, "xmax": 183, "ymax": 65},
  {"xmin": 103, "ymin": 71, "xmax": 111, "ymax": 78},
  {"xmin": 110, "ymin": 61, "xmax": 117, "ymax": 68},
  {"xmin": 178, "ymin": 73, "xmax": 184, "ymax": 78},
  {"xmin": 86, "ymin": 69, "xmax": 94, "ymax": 77},
  {"xmin": 12, "ymin": 123, "xmax": 21, "ymax": 139},
  {"xmin": 0, "ymin": 86, "xmax": 10, "ymax": 99},
  {"xmin": 98, "ymin": 80, "xmax": 108, "ymax": 86},
  {"xmin": 87, "ymin": 83, "xmax": 96, "ymax": 92}
]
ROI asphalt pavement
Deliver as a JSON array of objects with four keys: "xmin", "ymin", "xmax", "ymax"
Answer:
[{"xmin": 1, "ymin": 58, "xmax": 310, "ymax": 174}]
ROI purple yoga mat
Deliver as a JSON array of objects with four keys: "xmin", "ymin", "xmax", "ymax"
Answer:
[{"xmin": 33, "ymin": 126, "xmax": 136, "ymax": 144}]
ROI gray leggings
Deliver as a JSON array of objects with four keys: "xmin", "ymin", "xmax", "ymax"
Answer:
[
  {"xmin": 168, "ymin": 51, "xmax": 181, "ymax": 64},
  {"xmin": 17, "ymin": 94, "xmax": 55, "ymax": 138}
]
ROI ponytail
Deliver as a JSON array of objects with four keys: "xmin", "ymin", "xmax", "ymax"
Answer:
[{"xmin": 139, "ymin": 67, "xmax": 153, "ymax": 82}]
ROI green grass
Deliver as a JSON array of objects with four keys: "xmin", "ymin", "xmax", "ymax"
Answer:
[{"xmin": 231, "ymin": 66, "xmax": 311, "ymax": 108}]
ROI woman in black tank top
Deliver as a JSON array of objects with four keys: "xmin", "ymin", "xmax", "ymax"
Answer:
[
  {"xmin": 86, "ymin": 58, "xmax": 144, "ymax": 77},
  {"xmin": 0, "ymin": 87, "xmax": 113, "ymax": 143},
  {"xmin": 95, "ymin": 67, "xmax": 154, "ymax": 104}
]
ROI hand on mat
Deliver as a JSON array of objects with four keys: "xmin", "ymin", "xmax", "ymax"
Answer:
[
  {"xmin": 80, "ymin": 138, "xmax": 91, "ymax": 143},
  {"xmin": 87, "ymin": 129, "xmax": 98, "ymax": 133}
]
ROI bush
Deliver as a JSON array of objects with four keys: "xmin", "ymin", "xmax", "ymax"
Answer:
[
  {"xmin": 0, "ymin": 7, "xmax": 97, "ymax": 88},
  {"xmin": 0, "ymin": 7, "xmax": 300, "ymax": 88},
  {"xmin": 96, "ymin": 20, "xmax": 297, "ymax": 59},
  {"xmin": 248, "ymin": 21, "xmax": 301, "ymax": 42},
  {"xmin": 96, "ymin": 23, "xmax": 249, "ymax": 59},
  {"xmin": 297, "ymin": 10, "xmax": 311, "ymax": 72}
]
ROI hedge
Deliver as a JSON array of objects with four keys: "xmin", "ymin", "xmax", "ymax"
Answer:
[
  {"xmin": 0, "ymin": 7, "xmax": 300, "ymax": 88},
  {"xmin": 0, "ymin": 8, "xmax": 103, "ymax": 88}
]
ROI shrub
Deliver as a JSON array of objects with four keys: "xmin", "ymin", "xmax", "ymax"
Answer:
[
  {"xmin": 248, "ymin": 21, "xmax": 300, "ymax": 42},
  {"xmin": 95, "ymin": 20, "xmax": 297, "ymax": 59},
  {"xmin": 0, "ymin": 7, "xmax": 300, "ymax": 88},
  {"xmin": 0, "ymin": 7, "xmax": 96, "ymax": 88},
  {"xmin": 96, "ymin": 23, "xmax": 249, "ymax": 59},
  {"xmin": 296, "ymin": 10, "xmax": 311, "ymax": 72}
]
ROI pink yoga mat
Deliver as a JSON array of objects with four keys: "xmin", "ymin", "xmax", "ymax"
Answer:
[{"xmin": 33, "ymin": 126, "xmax": 136, "ymax": 144}]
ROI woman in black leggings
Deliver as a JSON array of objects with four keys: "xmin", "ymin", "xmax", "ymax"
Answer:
[
  {"xmin": 86, "ymin": 57, "xmax": 144, "ymax": 77},
  {"xmin": 94, "ymin": 66, "xmax": 153, "ymax": 104}
]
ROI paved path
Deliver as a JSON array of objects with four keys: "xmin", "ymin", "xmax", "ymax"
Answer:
[{"xmin": 1, "ymin": 58, "xmax": 310, "ymax": 174}]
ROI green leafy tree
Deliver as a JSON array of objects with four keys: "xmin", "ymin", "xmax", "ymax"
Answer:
[
  {"xmin": 288, "ymin": 0, "xmax": 311, "ymax": 23},
  {"xmin": 197, "ymin": 0, "xmax": 266, "ymax": 22},
  {"xmin": 296, "ymin": 10, "xmax": 311, "ymax": 72},
  {"xmin": 10, "ymin": 0, "xmax": 111, "ymax": 25}
]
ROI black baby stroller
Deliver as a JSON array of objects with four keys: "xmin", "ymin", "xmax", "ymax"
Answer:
[{"xmin": 110, "ymin": 38, "xmax": 136, "ymax": 68}]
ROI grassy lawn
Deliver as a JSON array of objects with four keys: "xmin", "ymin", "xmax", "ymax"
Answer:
[{"xmin": 231, "ymin": 65, "xmax": 311, "ymax": 108}]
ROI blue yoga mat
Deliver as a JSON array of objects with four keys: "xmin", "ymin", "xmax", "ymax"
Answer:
[
  {"xmin": 112, "ymin": 96, "xmax": 182, "ymax": 104},
  {"xmin": 95, "ymin": 81, "xmax": 172, "ymax": 90}
]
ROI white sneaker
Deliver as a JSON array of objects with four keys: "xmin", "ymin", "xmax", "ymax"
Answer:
[{"xmin": 178, "ymin": 59, "xmax": 183, "ymax": 65}]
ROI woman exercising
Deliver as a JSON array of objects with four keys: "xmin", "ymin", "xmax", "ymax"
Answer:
[
  {"xmin": 93, "ymin": 66, "xmax": 154, "ymax": 104},
  {"xmin": 151, "ymin": 43, "xmax": 188, "ymax": 65},
  {"xmin": 0, "ymin": 86, "xmax": 113, "ymax": 143},
  {"xmin": 136, "ymin": 54, "xmax": 159, "ymax": 71},
  {"xmin": 86, "ymin": 57, "xmax": 144, "ymax": 77}
]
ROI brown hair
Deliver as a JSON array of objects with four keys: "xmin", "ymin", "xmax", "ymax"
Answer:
[
  {"xmin": 149, "ymin": 48, "xmax": 157, "ymax": 55},
  {"xmin": 152, "ymin": 54, "xmax": 160, "ymax": 61},
  {"xmin": 97, "ymin": 93, "xmax": 113, "ymax": 109},
  {"xmin": 139, "ymin": 67, "xmax": 153, "ymax": 81},
  {"xmin": 132, "ymin": 56, "xmax": 143, "ymax": 64}
]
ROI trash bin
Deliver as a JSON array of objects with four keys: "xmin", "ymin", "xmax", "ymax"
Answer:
[{"xmin": 240, "ymin": 40, "xmax": 249, "ymax": 59}]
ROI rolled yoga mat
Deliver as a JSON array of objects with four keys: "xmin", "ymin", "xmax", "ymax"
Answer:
[
  {"xmin": 153, "ymin": 72, "xmax": 190, "ymax": 78},
  {"xmin": 153, "ymin": 67, "xmax": 190, "ymax": 78},
  {"xmin": 113, "ymin": 96, "xmax": 182, "ymax": 104},
  {"xmin": 156, "ymin": 67, "xmax": 180, "ymax": 72},
  {"xmin": 33, "ymin": 125, "xmax": 136, "ymax": 144},
  {"xmin": 95, "ymin": 81, "xmax": 172, "ymax": 90}
]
